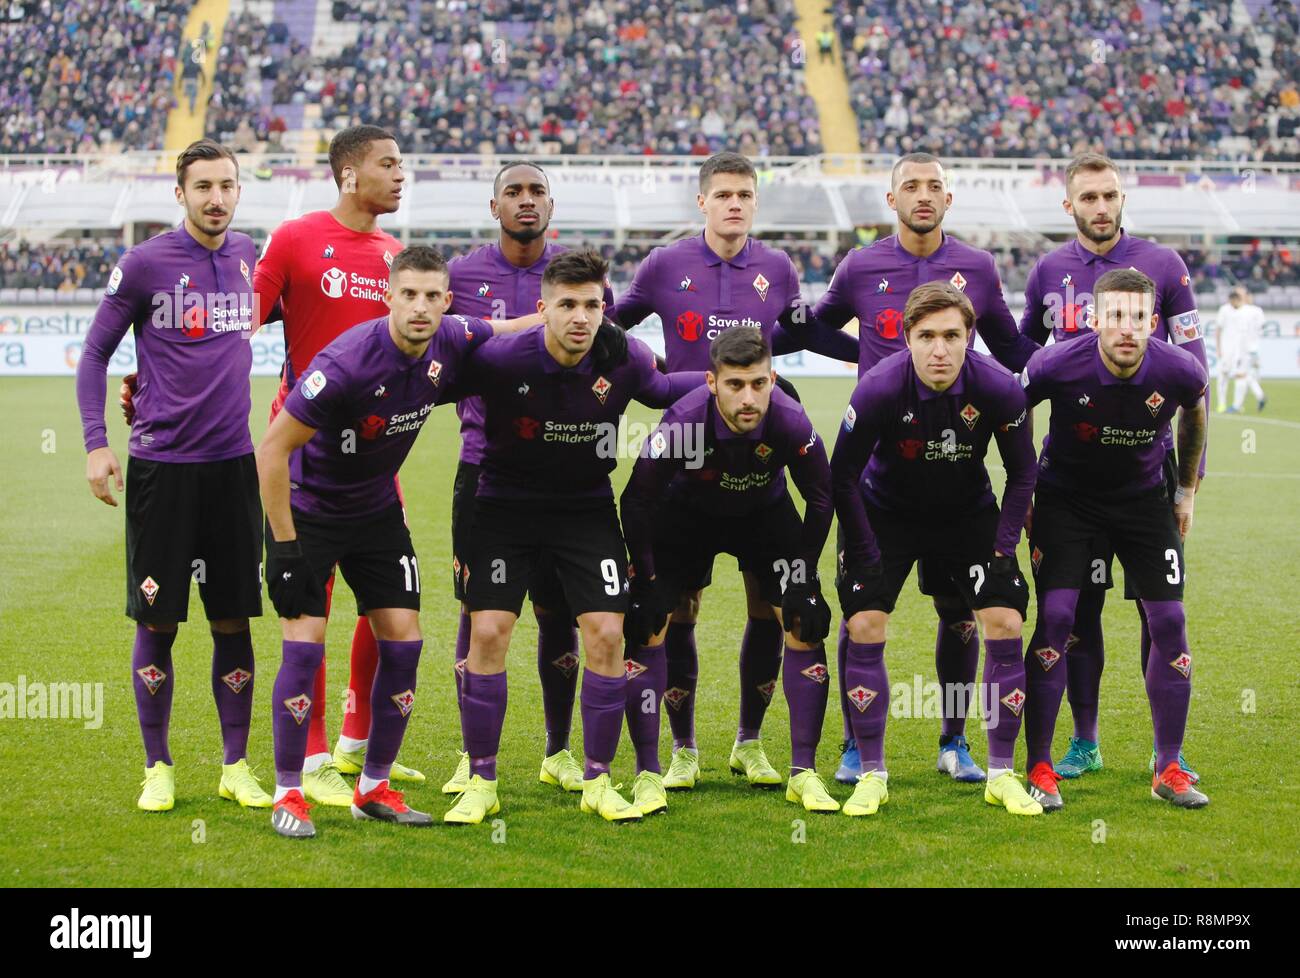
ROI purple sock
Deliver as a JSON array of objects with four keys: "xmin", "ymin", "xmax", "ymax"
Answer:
[
  {"xmin": 624, "ymin": 643, "xmax": 666, "ymax": 774},
  {"xmin": 782, "ymin": 643, "xmax": 830, "ymax": 774},
  {"xmin": 935, "ymin": 611, "xmax": 979, "ymax": 740},
  {"xmin": 1137, "ymin": 600, "xmax": 1153, "ymax": 677},
  {"xmin": 581, "ymin": 669, "xmax": 625, "ymax": 779},
  {"xmin": 211, "ymin": 629, "xmax": 255, "ymax": 764},
  {"xmin": 1023, "ymin": 589, "xmax": 1079, "ymax": 770},
  {"xmin": 272, "ymin": 641, "xmax": 325, "ymax": 787},
  {"xmin": 1065, "ymin": 589, "xmax": 1106, "ymax": 742},
  {"xmin": 737, "ymin": 617, "xmax": 782, "ymax": 741},
  {"xmin": 536, "ymin": 609, "xmax": 579, "ymax": 755},
  {"xmin": 132, "ymin": 625, "xmax": 177, "ymax": 767},
  {"xmin": 362, "ymin": 639, "xmax": 423, "ymax": 782},
  {"xmin": 462, "ymin": 669, "xmax": 507, "ymax": 781},
  {"xmin": 1141, "ymin": 600, "xmax": 1193, "ymax": 773},
  {"xmin": 836, "ymin": 620, "xmax": 851, "ymax": 741},
  {"xmin": 664, "ymin": 621, "xmax": 698, "ymax": 749},
  {"xmin": 454, "ymin": 611, "xmax": 470, "ymax": 703},
  {"xmin": 844, "ymin": 640, "xmax": 888, "ymax": 772},
  {"xmin": 982, "ymin": 637, "xmax": 1025, "ymax": 771}
]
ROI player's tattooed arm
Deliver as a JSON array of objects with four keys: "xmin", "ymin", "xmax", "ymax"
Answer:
[
  {"xmin": 1174, "ymin": 398, "xmax": 1208, "ymax": 539},
  {"xmin": 255, "ymin": 410, "xmax": 318, "ymax": 543}
]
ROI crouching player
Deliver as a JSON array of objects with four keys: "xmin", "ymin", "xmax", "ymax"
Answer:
[
  {"xmin": 442, "ymin": 250, "xmax": 702, "ymax": 825},
  {"xmin": 831, "ymin": 282, "xmax": 1041, "ymax": 817},
  {"xmin": 620, "ymin": 329, "xmax": 835, "ymax": 815},
  {"xmin": 1020, "ymin": 268, "xmax": 1209, "ymax": 809},
  {"xmin": 255, "ymin": 247, "xmax": 494, "ymax": 837}
]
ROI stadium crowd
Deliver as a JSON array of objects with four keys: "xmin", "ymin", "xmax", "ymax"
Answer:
[
  {"xmin": 0, "ymin": 0, "xmax": 188, "ymax": 155},
  {"xmin": 832, "ymin": 0, "xmax": 1300, "ymax": 162},
  {"xmin": 0, "ymin": 240, "xmax": 123, "ymax": 291}
]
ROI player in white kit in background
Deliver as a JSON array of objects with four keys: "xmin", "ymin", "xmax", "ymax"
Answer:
[{"xmin": 1215, "ymin": 286, "xmax": 1266, "ymax": 414}]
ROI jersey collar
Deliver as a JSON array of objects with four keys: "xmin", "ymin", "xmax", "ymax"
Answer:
[
  {"xmin": 488, "ymin": 240, "xmax": 559, "ymax": 276},
  {"xmin": 891, "ymin": 231, "xmax": 950, "ymax": 265},
  {"xmin": 1094, "ymin": 338, "xmax": 1153, "ymax": 387},
  {"xmin": 173, "ymin": 223, "xmax": 234, "ymax": 259},
  {"xmin": 912, "ymin": 356, "xmax": 968, "ymax": 401},
  {"xmin": 536, "ymin": 325, "xmax": 595, "ymax": 375},
  {"xmin": 698, "ymin": 231, "xmax": 752, "ymax": 269},
  {"xmin": 1070, "ymin": 228, "xmax": 1132, "ymax": 267},
  {"xmin": 708, "ymin": 393, "xmax": 768, "ymax": 441}
]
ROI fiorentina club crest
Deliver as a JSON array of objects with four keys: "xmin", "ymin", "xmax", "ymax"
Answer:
[
  {"xmin": 754, "ymin": 442, "xmax": 773, "ymax": 462},
  {"xmin": 1034, "ymin": 647, "xmax": 1062, "ymax": 671},
  {"xmin": 136, "ymin": 664, "xmax": 167, "ymax": 695},
  {"xmin": 221, "ymin": 668, "xmax": 252, "ymax": 694},
  {"xmin": 139, "ymin": 576, "xmax": 160, "ymax": 606},
  {"xmin": 1031, "ymin": 546, "xmax": 1043, "ymax": 571},
  {"xmin": 1000, "ymin": 687, "xmax": 1026, "ymax": 716},
  {"xmin": 752, "ymin": 272, "xmax": 770, "ymax": 301},
  {"xmin": 949, "ymin": 271, "xmax": 967, "ymax": 292},
  {"xmin": 1169, "ymin": 652, "xmax": 1192, "ymax": 677},
  {"xmin": 382, "ymin": 250, "xmax": 394, "ymax": 268},
  {"xmin": 801, "ymin": 663, "xmax": 829, "ymax": 684},
  {"xmin": 847, "ymin": 685, "xmax": 877, "ymax": 712},
  {"xmin": 949, "ymin": 619, "xmax": 977, "ymax": 644},
  {"xmin": 1145, "ymin": 390, "xmax": 1166, "ymax": 416},
  {"xmin": 960, "ymin": 403, "xmax": 980, "ymax": 430},
  {"xmin": 756, "ymin": 679, "xmax": 777, "ymax": 704},
  {"xmin": 663, "ymin": 687, "xmax": 691, "ymax": 710},
  {"xmin": 283, "ymin": 694, "xmax": 312, "ymax": 725},
  {"xmin": 427, "ymin": 359, "xmax": 443, "ymax": 385},
  {"xmin": 454, "ymin": 658, "xmax": 466, "ymax": 678},
  {"xmin": 592, "ymin": 376, "xmax": 612, "ymax": 404},
  {"xmin": 240, "ymin": 259, "xmax": 252, "ymax": 287},
  {"xmin": 551, "ymin": 652, "xmax": 580, "ymax": 678},
  {"xmin": 391, "ymin": 689, "xmax": 416, "ymax": 717},
  {"xmin": 1065, "ymin": 633, "xmax": 1080, "ymax": 651},
  {"xmin": 623, "ymin": 660, "xmax": 647, "ymax": 681}
]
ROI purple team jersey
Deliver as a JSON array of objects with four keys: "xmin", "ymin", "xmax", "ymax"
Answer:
[
  {"xmin": 447, "ymin": 241, "xmax": 616, "ymax": 465},
  {"xmin": 76, "ymin": 226, "xmax": 259, "ymax": 462},
  {"xmin": 610, "ymin": 232, "xmax": 857, "ymax": 371},
  {"xmin": 831, "ymin": 348, "xmax": 1037, "ymax": 565},
  {"xmin": 1021, "ymin": 330, "xmax": 1208, "ymax": 498},
  {"xmin": 1019, "ymin": 230, "xmax": 1208, "ymax": 477},
  {"xmin": 813, "ymin": 232, "xmax": 1038, "ymax": 375},
  {"xmin": 455, "ymin": 326, "xmax": 702, "ymax": 500},
  {"xmin": 283, "ymin": 313, "xmax": 493, "ymax": 518},
  {"xmin": 621, "ymin": 385, "xmax": 834, "ymax": 579}
]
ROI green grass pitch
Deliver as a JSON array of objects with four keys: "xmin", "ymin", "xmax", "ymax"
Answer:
[{"xmin": 1, "ymin": 375, "xmax": 1297, "ymax": 887}]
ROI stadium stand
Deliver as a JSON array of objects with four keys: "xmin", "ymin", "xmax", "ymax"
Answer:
[
  {"xmin": 831, "ymin": 0, "xmax": 1299, "ymax": 162},
  {"xmin": 0, "ymin": 0, "xmax": 191, "ymax": 154}
]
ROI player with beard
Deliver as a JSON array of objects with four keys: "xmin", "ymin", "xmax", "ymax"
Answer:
[
  {"xmin": 1018, "ymin": 153, "xmax": 1208, "ymax": 787},
  {"xmin": 77, "ymin": 140, "xmax": 267, "ymax": 812},
  {"xmin": 814, "ymin": 153, "xmax": 1040, "ymax": 786},
  {"xmin": 608, "ymin": 151, "xmax": 857, "ymax": 793},
  {"xmin": 438, "ymin": 161, "xmax": 617, "ymax": 798},
  {"xmin": 1019, "ymin": 268, "xmax": 1209, "ymax": 810}
]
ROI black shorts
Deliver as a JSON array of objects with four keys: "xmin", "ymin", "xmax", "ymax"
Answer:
[
  {"xmin": 1121, "ymin": 449, "xmax": 1179, "ymax": 601},
  {"xmin": 465, "ymin": 496, "xmax": 629, "ymax": 616},
  {"xmin": 652, "ymin": 492, "xmax": 805, "ymax": 608},
  {"xmin": 125, "ymin": 454, "xmax": 263, "ymax": 624},
  {"xmin": 1030, "ymin": 483, "xmax": 1185, "ymax": 602},
  {"xmin": 836, "ymin": 503, "xmax": 1014, "ymax": 615},
  {"xmin": 450, "ymin": 460, "xmax": 574, "ymax": 615},
  {"xmin": 292, "ymin": 502, "xmax": 420, "ymax": 617}
]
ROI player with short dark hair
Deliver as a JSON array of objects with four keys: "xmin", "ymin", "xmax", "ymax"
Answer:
[
  {"xmin": 442, "ymin": 250, "xmax": 703, "ymax": 825},
  {"xmin": 620, "ymin": 329, "xmax": 836, "ymax": 815},
  {"xmin": 609, "ymin": 150, "xmax": 857, "ymax": 792},
  {"xmin": 832, "ymin": 282, "xmax": 1041, "ymax": 817},
  {"xmin": 815, "ymin": 154, "xmax": 1040, "ymax": 785},
  {"xmin": 438, "ymin": 159, "xmax": 618, "ymax": 799},
  {"xmin": 77, "ymin": 139, "xmax": 267, "ymax": 813},
  {"xmin": 249, "ymin": 124, "xmax": 427, "ymax": 803},
  {"xmin": 1019, "ymin": 152, "xmax": 1209, "ymax": 783},
  {"xmin": 1019, "ymin": 268, "xmax": 1210, "ymax": 810},
  {"xmin": 255, "ymin": 246, "xmax": 497, "ymax": 838}
]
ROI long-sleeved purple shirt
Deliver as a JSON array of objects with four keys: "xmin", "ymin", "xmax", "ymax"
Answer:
[
  {"xmin": 813, "ymin": 232, "xmax": 1038, "ymax": 375},
  {"xmin": 447, "ymin": 241, "xmax": 615, "ymax": 465},
  {"xmin": 454, "ymin": 326, "xmax": 703, "ymax": 500},
  {"xmin": 76, "ymin": 226, "xmax": 258, "ymax": 462},
  {"xmin": 831, "ymin": 349, "xmax": 1036, "ymax": 565},
  {"xmin": 282, "ymin": 314, "xmax": 493, "ymax": 519},
  {"xmin": 1018, "ymin": 230, "xmax": 1208, "ymax": 478},
  {"xmin": 609, "ymin": 232, "xmax": 858, "ymax": 368},
  {"xmin": 1021, "ymin": 331, "xmax": 1208, "ymax": 499},
  {"xmin": 621, "ymin": 385, "xmax": 833, "ymax": 580}
]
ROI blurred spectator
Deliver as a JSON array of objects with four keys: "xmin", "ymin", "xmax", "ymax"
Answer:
[{"xmin": 0, "ymin": 239, "xmax": 124, "ymax": 291}]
